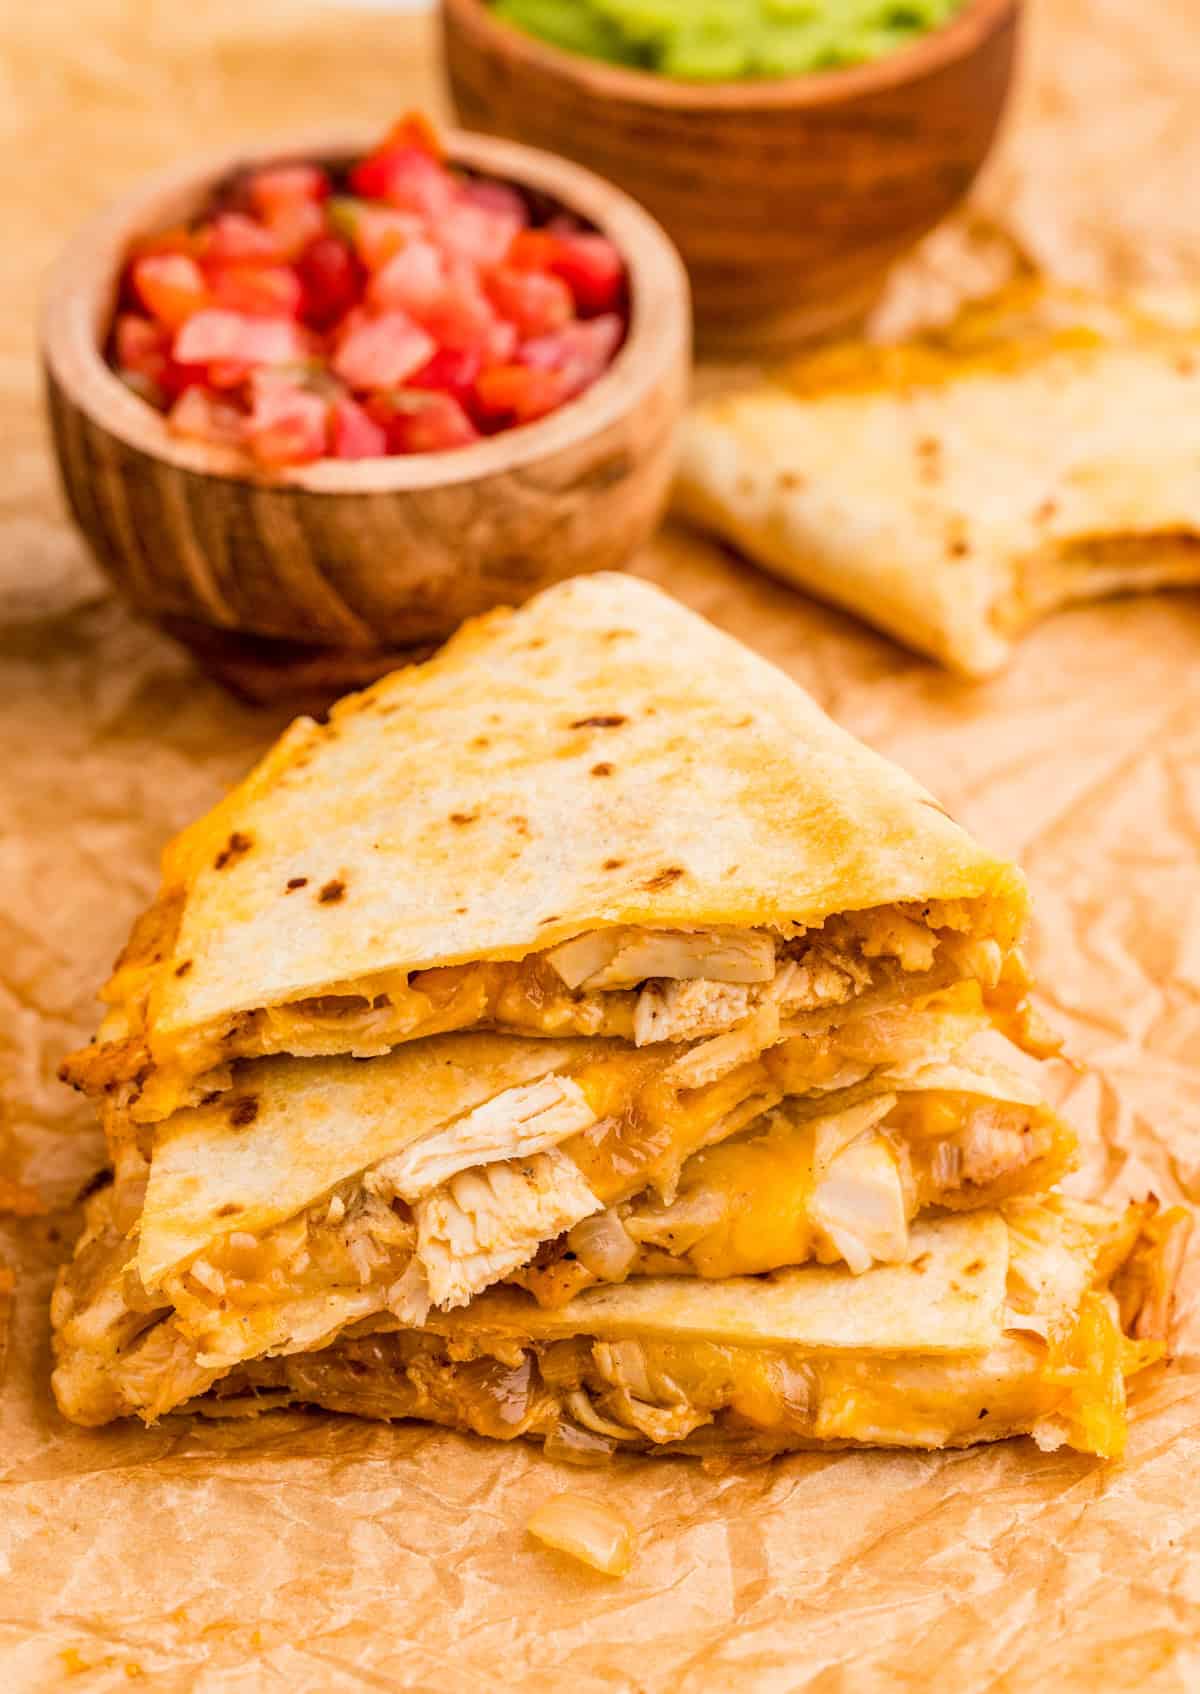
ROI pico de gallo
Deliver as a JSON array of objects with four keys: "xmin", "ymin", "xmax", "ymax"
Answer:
[{"xmin": 109, "ymin": 114, "xmax": 629, "ymax": 466}]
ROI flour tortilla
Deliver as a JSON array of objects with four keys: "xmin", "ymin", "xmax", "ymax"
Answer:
[
  {"xmin": 675, "ymin": 283, "xmax": 1200, "ymax": 677},
  {"xmin": 65, "ymin": 572, "xmax": 1026, "ymax": 1109}
]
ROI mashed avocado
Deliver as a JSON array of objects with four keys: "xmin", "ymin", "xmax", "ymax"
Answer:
[{"xmin": 491, "ymin": 0, "xmax": 967, "ymax": 79}]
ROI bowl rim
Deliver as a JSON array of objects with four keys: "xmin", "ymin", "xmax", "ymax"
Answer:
[
  {"xmin": 41, "ymin": 126, "xmax": 690, "ymax": 494},
  {"xmin": 443, "ymin": 0, "xmax": 1021, "ymax": 109}
]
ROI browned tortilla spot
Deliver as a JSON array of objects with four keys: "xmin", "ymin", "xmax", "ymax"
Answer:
[
  {"xmin": 318, "ymin": 879, "xmax": 346, "ymax": 904},
  {"xmin": 570, "ymin": 714, "xmax": 626, "ymax": 729},
  {"xmin": 214, "ymin": 831, "xmax": 253, "ymax": 871},
  {"xmin": 228, "ymin": 1096, "xmax": 260, "ymax": 1128}
]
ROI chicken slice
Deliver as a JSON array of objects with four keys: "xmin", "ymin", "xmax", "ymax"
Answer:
[
  {"xmin": 415, "ymin": 1150, "xmax": 601, "ymax": 1310},
  {"xmin": 545, "ymin": 927, "xmax": 775, "ymax": 991},
  {"xmin": 633, "ymin": 979, "xmax": 754, "ymax": 1045},
  {"xmin": 809, "ymin": 1131, "xmax": 912, "ymax": 1275},
  {"xmin": 365, "ymin": 1077, "xmax": 597, "ymax": 1204}
]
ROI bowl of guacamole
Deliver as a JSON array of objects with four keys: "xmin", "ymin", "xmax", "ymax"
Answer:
[
  {"xmin": 488, "ymin": 0, "xmax": 969, "ymax": 82},
  {"xmin": 443, "ymin": 0, "xmax": 1021, "ymax": 351}
]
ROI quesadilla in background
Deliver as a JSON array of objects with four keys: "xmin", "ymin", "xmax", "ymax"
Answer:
[
  {"xmin": 675, "ymin": 282, "xmax": 1200, "ymax": 676},
  {"xmin": 55, "ymin": 1187, "xmax": 1189, "ymax": 1461},
  {"xmin": 53, "ymin": 1017, "xmax": 1056, "ymax": 1425},
  {"xmin": 60, "ymin": 573, "xmax": 1035, "ymax": 1125}
]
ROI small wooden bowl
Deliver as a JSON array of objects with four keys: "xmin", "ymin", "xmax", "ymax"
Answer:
[
  {"xmin": 443, "ymin": 0, "xmax": 1020, "ymax": 352},
  {"xmin": 42, "ymin": 128, "xmax": 690, "ymax": 700}
]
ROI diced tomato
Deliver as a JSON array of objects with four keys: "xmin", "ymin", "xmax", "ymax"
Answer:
[
  {"xmin": 158, "ymin": 358, "xmax": 212, "ymax": 402},
  {"xmin": 205, "ymin": 361, "xmax": 253, "ymax": 391},
  {"xmin": 368, "ymin": 239, "xmax": 445, "ymax": 315},
  {"xmin": 295, "ymin": 235, "xmax": 363, "ymax": 329},
  {"xmin": 409, "ymin": 264, "xmax": 501, "ymax": 356},
  {"xmin": 519, "ymin": 314, "xmax": 624, "ymax": 398},
  {"xmin": 435, "ymin": 199, "xmax": 524, "ymax": 270},
  {"xmin": 328, "ymin": 393, "xmax": 388, "ymax": 459},
  {"xmin": 132, "ymin": 254, "xmax": 209, "ymax": 330},
  {"xmin": 114, "ymin": 314, "xmax": 170, "ymax": 384},
  {"xmin": 486, "ymin": 266, "xmax": 573, "ymax": 338},
  {"xmin": 167, "ymin": 385, "xmax": 244, "ymax": 446},
  {"xmin": 201, "ymin": 212, "xmax": 284, "ymax": 266},
  {"xmin": 507, "ymin": 229, "xmax": 560, "ymax": 272},
  {"xmin": 380, "ymin": 111, "xmax": 443, "ymax": 159},
  {"xmin": 459, "ymin": 176, "xmax": 529, "ymax": 225},
  {"xmin": 370, "ymin": 390, "xmax": 479, "ymax": 454},
  {"xmin": 243, "ymin": 380, "xmax": 330, "ymax": 467},
  {"xmin": 349, "ymin": 146, "xmax": 455, "ymax": 220},
  {"xmin": 113, "ymin": 112, "xmax": 626, "ymax": 461},
  {"xmin": 546, "ymin": 233, "xmax": 626, "ymax": 315},
  {"xmin": 128, "ymin": 224, "xmax": 198, "ymax": 262},
  {"xmin": 330, "ymin": 200, "xmax": 425, "ymax": 271},
  {"xmin": 264, "ymin": 200, "xmax": 327, "ymax": 260},
  {"xmin": 406, "ymin": 345, "xmax": 483, "ymax": 405},
  {"xmin": 209, "ymin": 263, "xmax": 304, "ymax": 318},
  {"xmin": 247, "ymin": 164, "xmax": 331, "ymax": 218},
  {"xmin": 474, "ymin": 363, "xmax": 570, "ymax": 426},
  {"xmin": 509, "ymin": 229, "xmax": 625, "ymax": 315},
  {"xmin": 174, "ymin": 310, "xmax": 306, "ymax": 368},
  {"xmin": 332, "ymin": 310, "xmax": 436, "ymax": 390}
]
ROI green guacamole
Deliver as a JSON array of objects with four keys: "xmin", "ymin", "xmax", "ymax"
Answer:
[{"xmin": 491, "ymin": 0, "xmax": 967, "ymax": 80}]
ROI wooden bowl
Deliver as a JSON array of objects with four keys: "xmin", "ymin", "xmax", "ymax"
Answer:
[
  {"xmin": 41, "ymin": 128, "xmax": 690, "ymax": 701},
  {"xmin": 443, "ymin": 0, "xmax": 1021, "ymax": 352}
]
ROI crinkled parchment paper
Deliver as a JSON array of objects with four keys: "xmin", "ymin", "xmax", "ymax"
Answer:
[{"xmin": 2, "ymin": 4, "xmax": 1199, "ymax": 1689}]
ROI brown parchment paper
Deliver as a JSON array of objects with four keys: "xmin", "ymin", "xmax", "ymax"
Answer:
[{"xmin": 3, "ymin": 4, "xmax": 1200, "ymax": 1689}]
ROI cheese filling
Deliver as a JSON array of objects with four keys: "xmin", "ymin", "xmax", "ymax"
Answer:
[
  {"xmin": 511, "ymin": 1087, "xmax": 1076, "ymax": 1305},
  {"xmin": 200, "ymin": 1293, "xmax": 1160, "ymax": 1460},
  {"xmin": 67, "ymin": 899, "xmax": 1021, "ymax": 1123}
]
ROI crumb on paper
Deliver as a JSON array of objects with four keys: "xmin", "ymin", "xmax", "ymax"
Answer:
[{"xmin": 526, "ymin": 1492, "xmax": 635, "ymax": 1578}]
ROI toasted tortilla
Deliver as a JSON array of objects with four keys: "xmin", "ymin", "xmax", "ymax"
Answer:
[
  {"xmin": 675, "ymin": 282, "xmax": 1200, "ymax": 677},
  {"xmin": 56, "ymin": 1034, "xmax": 1067, "ymax": 1413},
  {"xmin": 431, "ymin": 1211, "xmax": 1010, "ymax": 1353},
  {"xmin": 137, "ymin": 1033, "xmax": 597, "ymax": 1290},
  {"xmin": 62, "ymin": 573, "xmax": 1027, "ymax": 1116},
  {"xmin": 56, "ymin": 1193, "xmax": 1186, "ymax": 1461}
]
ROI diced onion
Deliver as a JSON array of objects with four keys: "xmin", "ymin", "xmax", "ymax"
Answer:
[
  {"xmin": 567, "ymin": 1210, "xmax": 637, "ymax": 1281},
  {"xmin": 526, "ymin": 1492, "xmax": 635, "ymax": 1577},
  {"xmin": 543, "ymin": 1418, "xmax": 617, "ymax": 1467}
]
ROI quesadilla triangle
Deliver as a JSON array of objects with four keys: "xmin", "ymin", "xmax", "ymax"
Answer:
[
  {"xmin": 59, "ymin": 571, "xmax": 1038, "ymax": 1125},
  {"xmin": 50, "ymin": 1003, "xmax": 1040, "ymax": 1420},
  {"xmin": 52, "ymin": 1190, "xmax": 1190, "ymax": 1461},
  {"xmin": 674, "ymin": 280, "xmax": 1200, "ymax": 677}
]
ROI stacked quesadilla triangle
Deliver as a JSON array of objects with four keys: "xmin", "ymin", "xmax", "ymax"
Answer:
[{"xmin": 52, "ymin": 575, "xmax": 1188, "ymax": 1457}]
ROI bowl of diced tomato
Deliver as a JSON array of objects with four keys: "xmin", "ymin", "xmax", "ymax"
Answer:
[{"xmin": 42, "ymin": 114, "xmax": 690, "ymax": 696}]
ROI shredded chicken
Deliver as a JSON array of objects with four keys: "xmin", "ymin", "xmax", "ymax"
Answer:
[
  {"xmin": 663, "ymin": 1004, "xmax": 781, "ymax": 1091},
  {"xmin": 634, "ymin": 979, "xmax": 754, "ymax": 1045},
  {"xmin": 365, "ymin": 1076, "xmax": 598, "ymax": 1203},
  {"xmin": 808, "ymin": 1133, "xmax": 912, "ymax": 1274},
  {"xmin": 546, "ymin": 926, "xmax": 775, "ymax": 991},
  {"xmin": 415, "ymin": 1150, "xmax": 601, "ymax": 1309}
]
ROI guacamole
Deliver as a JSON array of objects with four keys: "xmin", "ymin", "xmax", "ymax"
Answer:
[{"xmin": 491, "ymin": 0, "xmax": 967, "ymax": 80}]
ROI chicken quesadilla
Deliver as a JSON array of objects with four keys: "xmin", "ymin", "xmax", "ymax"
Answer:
[
  {"xmin": 52, "ymin": 1040, "xmax": 1068, "ymax": 1424},
  {"xmin": 674, "ymin": 283, "xmax": 1200, "ymax": 676},
  {"xmin": 53, "ymin": 572, "xmax": 1184, "ymax": 1472},
  {"xmin": 60, "ymin": 573, "xmax": 1031, "ymax": 1124},
  {"xmin": 55, "ymin": 1182, "xmax": 1188, "ymax": 1461}
]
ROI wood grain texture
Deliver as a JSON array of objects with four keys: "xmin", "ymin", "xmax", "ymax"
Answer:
[
  {"xmin": 41, "ymin": 128, "xmax": 690, "ymax": 690},
  {"xmin": 443, "ymin": 0, "xmax": 1020, "ymax": 352}
]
